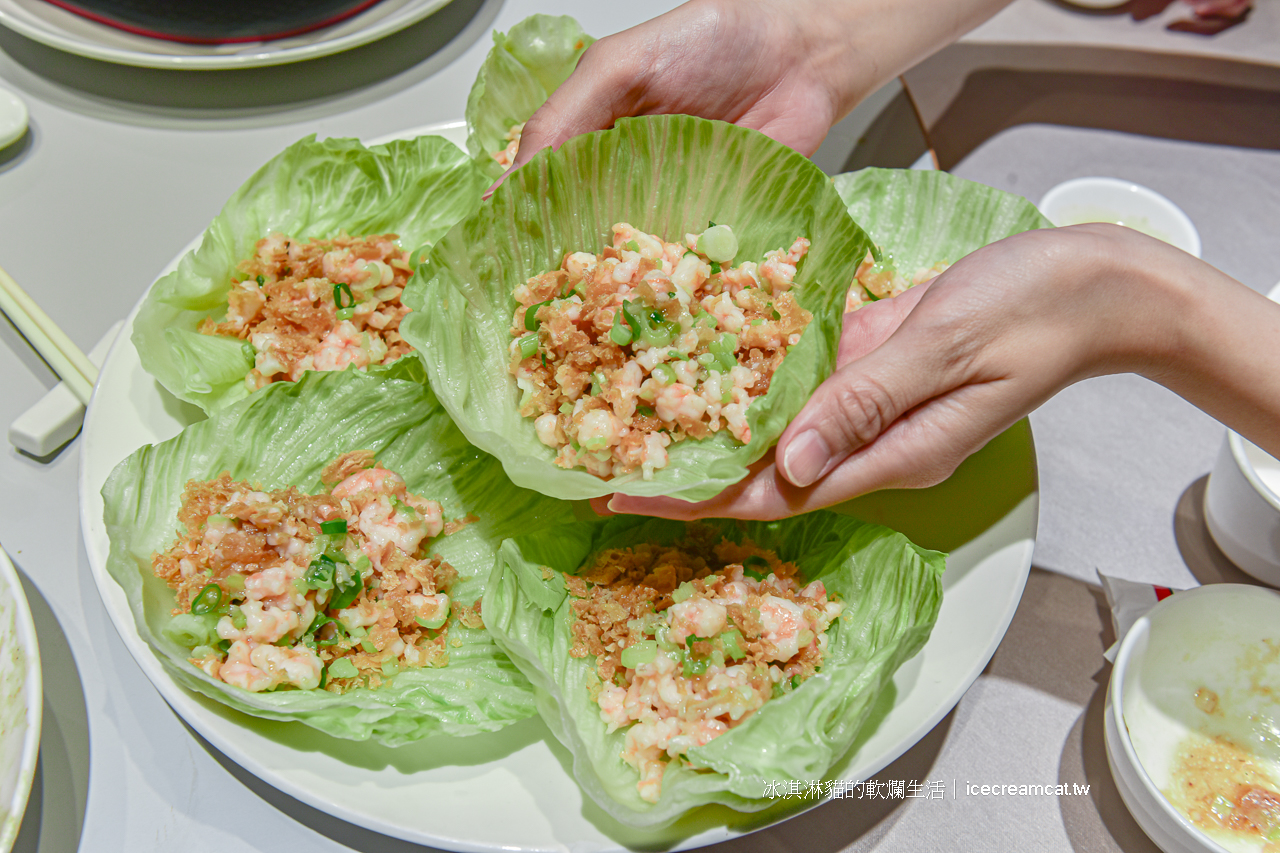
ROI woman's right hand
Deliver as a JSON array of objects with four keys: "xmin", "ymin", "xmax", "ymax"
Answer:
[{"xmin": 605, "ymin": 224, "xmax": 1280, "ymax": 521}]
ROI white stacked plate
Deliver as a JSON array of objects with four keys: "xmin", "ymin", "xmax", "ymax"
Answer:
[{"xmin": 0, "ymin": 0, "xmax": 453, "ymax": 68}]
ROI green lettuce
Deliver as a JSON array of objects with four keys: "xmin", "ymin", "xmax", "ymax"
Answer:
[
  {"xmin": 132, "ymin": 134, "xmax": 489, "ymax": 414},
  {"xmin": 402, "ymin": 115, "xmax": 871, "ymax": 502},
  {"xmin": 101, "ymin": 365, "xmax": 575, "ymax": 745},
  {"xmin": 833, "ymin": 167, "xmax": 1052, "ymax": 276},
  {"xmin": 464, "ymin": 14, "xmax": 595, "ymax": 177},
  {"xmin": 484, "ymin": 513, "xmax": 944, "ymax": 827}
]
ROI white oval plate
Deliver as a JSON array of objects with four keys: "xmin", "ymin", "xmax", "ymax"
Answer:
[
  {"xmin": 79, "ymin": 121, "xmax": 1037, "ymax": 850},
  {"xmin": 0, "ymin": 0, "xmax": 452, "ymax": 69},
  {"xmin": 0, "ymin": 545, "xmax": 41, "ymax": 853}
]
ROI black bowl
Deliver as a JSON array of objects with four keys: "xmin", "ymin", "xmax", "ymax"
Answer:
[{"xmin": 45, "ymin": 0, "xmax": 383, "ymax": 44}]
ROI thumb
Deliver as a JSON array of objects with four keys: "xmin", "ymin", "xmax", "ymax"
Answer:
[{"xmin": 776, "ymin": 326, "xmax": 958, "ymax": 488}]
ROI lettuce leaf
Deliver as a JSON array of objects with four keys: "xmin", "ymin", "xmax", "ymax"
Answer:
[
  {"xmin": 833, "ymin": 167, "xmax": 1052, "ymax": 274},
  {"xmin": 402, "ymin": 115, "xmax": 871, "ymax": 502},
  {"xmin": 464, "ymin": 14, "xmax": 595, "ymax": 178},
  {"xmin": 483, "ymin": 513, "xmax": 944, "ymax": 827},
  {"xmin": 132, "ymin": 134, "xmax": 489, "ymax": 414},
  {"xmin": 101, "ymin": 365, "xmax": 575, "ymax": 745}
]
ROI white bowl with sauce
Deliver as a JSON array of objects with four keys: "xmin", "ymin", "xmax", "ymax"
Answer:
[
  {"xmin": 1106, "ymin": 584, "xmax": 1280, "ymax": 853},
  {"xmin": 1039, "ymin": 177, "xmax": 1202, "ymax": 258}
]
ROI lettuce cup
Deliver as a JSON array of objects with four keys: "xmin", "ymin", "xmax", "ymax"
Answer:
[
  {"xmin": 133, "ymin": 134, "xmax": 489, "ymax": 414},
  {"xmin": 402, "ymin": 115, "xmax": 871, "ymax": 502},
  {"xmin": 464, "ymin": 13, "xmax": 594, "ymax": 176},
  {"xmin": 483, "ymin": 513, "xmax": 944, "ymax": 828},
  {"xmin": 101, "ymin": 365, "xmax": 574, "ymax": 745},
  {"xmin": 836, "ymin": 167, "xmax": 1053, "ymax": 309}
]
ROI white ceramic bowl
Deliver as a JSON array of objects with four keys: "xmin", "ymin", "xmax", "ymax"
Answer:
[
  {"xmin": 1203, "ymin": 281, "xmax": 1280, "ymax": 586},
  {"xmin": 1204, "ymin": 433, "xmax": 1280, "ymax": 585},
  {"xmin": 0, "ymin": 546, "xmax": 40, "ymax": 853},
  {"xmin": 1038, "ymin": 177, "xmax": 1201, "ymax": 258},
  {"xmin": 1106, "ymin": 584, "xmax": 1280, "ymax": 853}
]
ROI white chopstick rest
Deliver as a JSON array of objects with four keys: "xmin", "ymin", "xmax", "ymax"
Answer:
[{"xmin": 9, "ymin": 321, "xmax": 121, "ymax": 457}]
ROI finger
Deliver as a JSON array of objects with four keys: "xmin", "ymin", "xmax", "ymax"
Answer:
[
  {"xmin": 607, "ymin": 453, "xmax": 803, "ymax": 520},
  {"xmin": 589, "ymin": 495, "xmax": 616, "ymax": 517},
  {"xmin": 837, "ymin": 282, "xmax": 932, "ymax": 367},
  {"xmin": 612, "ymin": 381, "xmax": 1024, "ymax": 520},
  {"xmin": 777, "ymin": 303, "xmax": 972, "ymax": 488},
  {"xmin": 509, "ymin": 41, "xmax": 641, "ymax": 172},
  {"xmin": 794, "ymin": 380, "xmax": 1025, "ymax": 502}
]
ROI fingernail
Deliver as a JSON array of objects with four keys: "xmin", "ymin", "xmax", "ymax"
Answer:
[{"xmin": 781, "ymin": 430, "xmax": 831, "ymax": 487}]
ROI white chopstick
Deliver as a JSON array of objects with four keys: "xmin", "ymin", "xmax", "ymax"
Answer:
[{"xmin": 0, "ymin": 262, "xmax": 96, "ymax": 405}]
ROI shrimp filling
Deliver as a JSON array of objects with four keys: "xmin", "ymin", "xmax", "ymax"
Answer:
[
  {"xmin": 566, "ymin": 527, "xmax": 843, "ymax": 803},
  {"xmin": 492, "ymin": 122, "xmax": 524, "ymax": 169},
  {"xmin": 845, "ymin": 250, "xmax": 949, "ymax": 312},
  {"xmin": 509, "ymin": 223, "xmax": 813, "ymax": 481},
  {"xmin": 152, "ymin": 451, "xmax": 480, "ymax": 694},
  {"xmin": 200, "ymin": 232, "xmax": 416, "ymax": 391}
]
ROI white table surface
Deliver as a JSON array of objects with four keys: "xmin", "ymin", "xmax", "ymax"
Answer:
[{"xmin": 1, "ymin": 1, "xmax": 1277, "ymax": 851}]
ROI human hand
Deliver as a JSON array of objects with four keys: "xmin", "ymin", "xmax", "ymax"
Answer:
[
  {"xmin": 510, "ymin": 0, "xmax": 848, "ymax": 171},
  {"xmin": 606, "ymin": 223, "xmax": 1280, "ymax": 520},
  {"xmin": 508, "ymin": 0, "xmax": 1014, "ymax": 172}
]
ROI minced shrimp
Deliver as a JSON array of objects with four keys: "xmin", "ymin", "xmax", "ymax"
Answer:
[
  {"xmin": 200, "ymin": 232, "xmax": 417, "ymax": 391},
  {"xmin": 567, "ymin": 525, "xmax": 843, "ymax": 803},
  {"xmin": 492, "ymin": 122, "xmax": 524, "ymax": 169},
  {"xmin": 152, "ymin": 451, "xmax": 478, "ymax": 694},
  {"xmin": 509, "ymin": 223, "xmax": 813, "ymax": 481},
  {"xmin": 845, "ymin": 250, "xmax": 950, "ymax": 312}
]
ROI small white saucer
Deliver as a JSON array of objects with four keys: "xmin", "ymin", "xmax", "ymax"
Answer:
[{"xmin": 1039, "ymin": 177, "xmax": 1201, "ymax": 258}]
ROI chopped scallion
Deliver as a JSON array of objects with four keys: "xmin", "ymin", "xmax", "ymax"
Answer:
[
  {"xmin": 305, "ymin": 555, "xmax": 337, "ymax": 590},
  {"xmin": 742, "ymin": 555, "xmax": 770, "ymax": 581},
  {"xmin": 333, "ymin": 282, "xmax": 354, "ymax": 310},
  {"xmin": 327, "ymin": 658, "xmax": 358, "ymax": 680},
  {"xmin": 620, "ymin": 640, "xmax": 658, "ymax": 669},
  {"xmin": 721, "ymin": 629, "xmax": 746, "ymax": 660},
  {"xmin": 698, "ymin": 223, "xmax": 738, "ymax": 263},
  {"xmin": 651, "ymin": 363, "xmax": 676, "ymax": 385},
  {"xmin": 524, "ymin": 298, "xmax": 553, "ymax": 332},
  {"xmin": 609, "ymin": 316, "xmax": 634, "ymax": 347},
  {"xmin": 190, "ymin": 583, "xmax": 223, "ymax": 616},
  {"xmin": 683, "ymin": 655, "xmax": 709, "ymax": 678}
]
